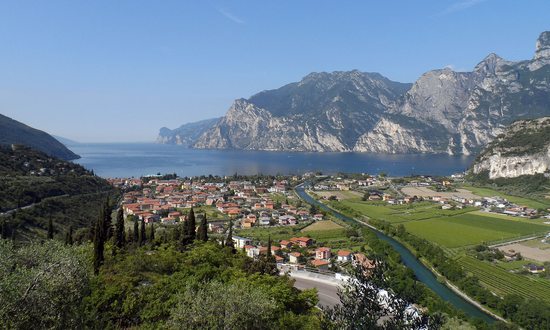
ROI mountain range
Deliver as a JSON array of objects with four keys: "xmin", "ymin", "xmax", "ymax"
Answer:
[
  {"xmin": 159, "ymin": 31, "xmax": 550, "ymax": 155},
  {"xmin": 0, "ymin": 114, "xmax": 79, "ymax": 160}
]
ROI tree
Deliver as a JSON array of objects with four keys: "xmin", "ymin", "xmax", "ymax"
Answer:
[
  {"xmin": 0, "ymin": 240, "xmax": 90, "ymax": 329},
  {"xmin": 168, "ymin": 281, "xmax": 278, "ymax": 329},
  {"xmin": 102, "ymin": 201, "xmax": 113, "ymax": 241},
  {"xmin": 127, "ymin": 228, "xmax": 134, "ymax": 243},
  {"xmin": 187, "ymin": 207, "xmax": 196, "ymax": 241},
  {"xmin": 1, "ymin": 220, "xmax": 7, "ymax": 239},
  {"xmin": 362, "ymin": 192, "xmax": 371, "ymax": 201},
  {"xmin": 93, "ymin": 208, "xmax": 105, "ymax": 275},
  {"xmin": 225, "ymin": 220, "xmax": 235, "ymax": 251},
  {"xmin": 198, "ymin": 214, "xmax": 208, "ymax": 242},
  {"xmin": 65, "ymin": 226, "xmax": 73, "ymax": 245},
  {"xmin": 114, "ymin": 208, "xmax": 125, "ymax": 250},
  {"xmin": 139, "ymin": 220, "xmax": 146, "ymax": 246},
  {"xmin": 322, "ymin": 260, "xmax": 443, "ymax": 330},
  {"xmin": 267, "ymin": 235, "xmax": 272, "ymax": 258},
  {"xmin": 47, "ymin": 215, "xmax": 54, "ymax": 239},
  {"xmin": 309, "ymin": 203, "xmax": 318, "ymax": 214},
  {"xmin": 133, "ymin": 218, "xmax": 139, "ymax": 243},
  {"xmin": 150, "ymin": 223, "xmax": 155, "ymax": 242}
]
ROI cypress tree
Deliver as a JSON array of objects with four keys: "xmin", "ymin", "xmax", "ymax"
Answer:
[
  {"xmin": 225, "ymin": 220, "xmax": 234, "ymax": 250},
  {"xmin": 0, "ymin": 220, "xmax": 5, "ymax": 239},
  {"xmin": 172, "ymin": 224, "xmax": 181, "ymax": 242},
  {"xmin": 133, "ymin": 218, "xmax": 139, "ymax": 242},
  {"xmin": 93, "ymin": 207, "xmax": 106, "ymax": 275},
  {"xmin": 198, "ymin": 214, "xmax": 208, "ymax": 242},
  {"xmin": 127, "ymin": 228, "xmax": 134, "ymax": 243},
  {"xmin": 267, "ymin": 235, "xmax": 272, "ymax": 257},
  {"xmin": 47, "ymin": 215, "xmax": 54, "ymax": 239},
  {"xmin": 187, "ymin": 207, "xmax": 196, "ymax": 241},
  {"xmin": 65, "ymin": 226, "xmax": 73, "ymax": 245},
  {"xmin": 139, "ymin": 220, "xmax": 146, "ymax": 246},
  {"xmin": 114, "ymin": 208, "xmax": 125, "ymax": 249},
  {"xmin": 68, "ymin": 226, "xmax": 73, "ymax": 245},
  {"xmin": 103, "ymin": 201, "xmax": 113, "ymax": 240},
  {"xmin": 150, "ymin": 223, "xmax": 155, "ymax": 242}
]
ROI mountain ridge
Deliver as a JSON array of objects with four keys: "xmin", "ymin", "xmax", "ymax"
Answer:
[
  {"xmin": 0, "ymin": 114, "xmax": 79, "ymax": 160},
  {"xmin": 159, "ymin": 31, "xmax": 550, "ymax": 155}
]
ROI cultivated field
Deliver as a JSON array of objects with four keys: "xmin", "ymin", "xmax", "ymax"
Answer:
[
  {"xmin": 315, "ymin": 190, "xmax": 362, "ymax": 200},
  {"xmin": 330, "ymin": 198, "xmax": 550, "ymax": 249},
  {"xmin": 302, "ymin": 220, "xmax": 343, "ymax": 232},
  {"xmin": 404, "ymin": 213, "xmax": 550, "ymax": 248},
  {"xmin": 401, "ymin": 186, "xmax": 480, "ymax": 199},
  {"xmin": 460, "ymin": 256, "xmax": 550, "ymax": 304}
]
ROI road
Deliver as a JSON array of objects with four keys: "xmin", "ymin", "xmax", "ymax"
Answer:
[
  {"xmin": 0, "ymin": 202, "xmax": 39, "ymax": 217},
  {"xmin": 292, "ymin": 277, "xmax": 341, "ymax": 307}
]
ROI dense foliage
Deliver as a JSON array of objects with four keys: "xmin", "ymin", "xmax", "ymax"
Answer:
[
  {"xmin": 83, "ymin": 242, "xmax": 319, "ymax": 329},
  {"xmin": 478, "ymin": 118, "xmax": 550, "ymax": 157},
  {"xmin": 0, "ymin": 240, "xmax": 90, "ymax": 329}
]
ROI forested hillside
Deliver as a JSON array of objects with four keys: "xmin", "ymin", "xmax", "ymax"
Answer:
[{"xmin": 0, "ymin": 145, "xmax": 114, "ymax": 241}]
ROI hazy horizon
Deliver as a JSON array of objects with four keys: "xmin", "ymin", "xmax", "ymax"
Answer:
[{"xmin": 2, "ymin": 1, "xmax": 550, "ymax": 142}]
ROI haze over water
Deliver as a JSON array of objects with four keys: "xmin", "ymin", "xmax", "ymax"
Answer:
[{"xmin": 72, "ymin": 143, "xmax": 474, "ymax": 178}]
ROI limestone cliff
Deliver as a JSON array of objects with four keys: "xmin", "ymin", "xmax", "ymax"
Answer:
[{"xmin": 471, "ymin": 117, "xmax": 550, "ymax": 179}]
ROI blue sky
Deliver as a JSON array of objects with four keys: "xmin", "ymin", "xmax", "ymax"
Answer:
[{"xmin": 1, "ymin": 0, "xmax": 549, "ymax": 142}]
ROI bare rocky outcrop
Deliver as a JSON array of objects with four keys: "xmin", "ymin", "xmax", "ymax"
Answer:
[{"xmin": 471, "ymin": 117, "xmax": 550, "ymax": 179}]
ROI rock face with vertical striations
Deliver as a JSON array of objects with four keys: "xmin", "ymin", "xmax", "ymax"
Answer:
[{"xmin": 159, "ymin": 32, "xmax": 550, "ymax": 155}]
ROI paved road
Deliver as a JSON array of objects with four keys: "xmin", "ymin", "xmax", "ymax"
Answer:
[{"xmin": 293, "ymin": 277, "xmax": 341, "ymax": 308}]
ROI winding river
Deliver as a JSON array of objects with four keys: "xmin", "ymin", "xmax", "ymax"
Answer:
[{"xmin": 295, "ymin": 185, "xmax": 496, "ymax": 323}]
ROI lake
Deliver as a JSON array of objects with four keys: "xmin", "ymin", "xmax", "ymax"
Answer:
[{"xmin": 71, "ymin": 143, "xmax": 475, "ymax": 178}]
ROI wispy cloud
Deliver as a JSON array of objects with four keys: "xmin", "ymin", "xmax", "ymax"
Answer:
[
  {"xmin": 216, "ymin": 8, "xmax": 245, "ymax": 24},
  {"xmin": 436, "ymin": 0, "xmax": 488, "ymax": 16}
]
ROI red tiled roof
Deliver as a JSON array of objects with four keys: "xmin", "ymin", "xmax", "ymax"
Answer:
[{"xmin": 311, "ymin": 259, "xmax": 330, "ymax": 267}]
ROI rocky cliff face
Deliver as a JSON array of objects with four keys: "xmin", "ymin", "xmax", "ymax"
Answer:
[
  {"xmin": 160, "ymin": 31, "xmax": 550, "ymax": 155},
  {"xmin": 471, "ymin": 117, "xmax": 550, "ymax": 179},
  {"xmin": 157, "ymin": 118, "xmax": 220, "ymax": 147},
  {"xmin": 193, "ymin": 71, "xmax": 412, "ymax": 151}
]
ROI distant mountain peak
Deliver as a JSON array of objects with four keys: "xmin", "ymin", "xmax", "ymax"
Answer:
[{"xmin": 474, "ymin": 52, "xmax": 505, "ymax": 74}]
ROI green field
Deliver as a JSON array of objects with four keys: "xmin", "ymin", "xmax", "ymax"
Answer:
[
  {"xmin": 302, "ymin": 220, "xmax": 343, "ymax": 231},
  {"xmin": 460, "ymin": 256, "xmax": 550, "ymax": 303},
  {"xmin": 329, "ymin": 198, "xmax": 550, "ymax": 248},
  {"xmin": 463, "ymin": 185, "xmax": 550, "ymax": 209},
  {"xmin": 236, "ymin": 226, "xmax": 305, "ymax": 243},
  {"xmin": 404, "ymin": 213, "xmax": 550, "ymax": 248},
  {"xmin": 191, "ymin": 205, "xmax": 228, "ymax": 220}
]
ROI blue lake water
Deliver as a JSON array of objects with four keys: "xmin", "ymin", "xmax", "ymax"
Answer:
[{"xmin": 72, "ymin": 143, "xmax": 475, "ymax": 178}]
